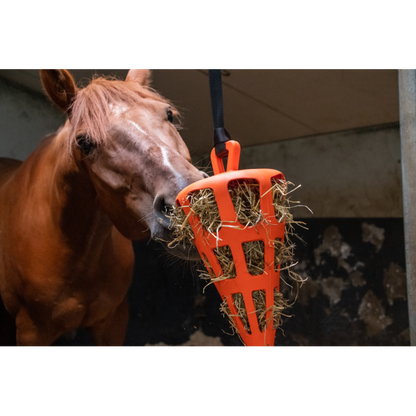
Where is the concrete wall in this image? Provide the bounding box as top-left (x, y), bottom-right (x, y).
top-left (194, 123), bottom-right (402, 218)
top-left (243, 124), bottom-right (403, 218)
top-left (0, 76), bottom-right (64, 161)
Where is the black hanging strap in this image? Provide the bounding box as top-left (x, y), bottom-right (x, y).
top-left (208, 70), bottom-right (231, 158)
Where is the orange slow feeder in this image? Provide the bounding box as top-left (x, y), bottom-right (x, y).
top-left (176, 140), bottom-right (287, 346)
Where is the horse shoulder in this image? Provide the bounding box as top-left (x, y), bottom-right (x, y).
top-left (76, 226), bottom-right (133, 329)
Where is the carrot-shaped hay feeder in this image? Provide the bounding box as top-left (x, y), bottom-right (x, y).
top-left (170, 71), bottom-right (306, 346)
top-left (176, 139), bottom-right (295, 346)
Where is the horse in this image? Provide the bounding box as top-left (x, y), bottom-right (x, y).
top-left (0, 69), bottom-right (207, 346)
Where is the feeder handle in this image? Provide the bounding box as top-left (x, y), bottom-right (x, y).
top-left (210, 140), bottom-right (241, 175)
top-left (209, 70), bottom-right (231, 158)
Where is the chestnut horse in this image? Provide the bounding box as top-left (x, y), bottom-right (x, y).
top-left (0, 69), bottom-right (206, 346)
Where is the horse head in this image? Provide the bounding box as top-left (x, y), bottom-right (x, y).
top-left (40, 69), bottom-right (207, 260)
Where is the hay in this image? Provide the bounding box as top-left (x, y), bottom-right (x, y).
top-left (213, 245), bottom-right (237, 278)
top-left (165, 206), bottom-right (195, 249)
top-left (188, 188), bottom-right (222, 233)
top-left (219, 288), bottom-right (290, 336)
top-left (198, 247), bottom-right (236, 291)
top-left (167, 177), bottom-right (307, 247)
top-left (229, 179), bottom-right (262, 226)
top-left (242, 240), bottom-right (265, 275)
top-left (166, 177), bottom-right (309, 338)
top-left (166, 187), bottom-right (223, 249)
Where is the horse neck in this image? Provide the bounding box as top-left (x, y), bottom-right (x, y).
top-left (24, 123), bottom-right (112, 251)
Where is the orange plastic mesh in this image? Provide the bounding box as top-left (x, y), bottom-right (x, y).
top-left (176, 141), bottom-right (286, 346)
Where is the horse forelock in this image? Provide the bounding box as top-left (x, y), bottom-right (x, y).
top-left (66, 76), bottom-right (181, 155)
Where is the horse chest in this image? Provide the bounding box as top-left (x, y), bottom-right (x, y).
top-left (51, 297), bottom-right (86, 328)
top-left (81, 292), bottom-right (120, 327)
top-left (46, 280), bottom-right (125, 331)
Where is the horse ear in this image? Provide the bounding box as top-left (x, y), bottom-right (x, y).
top-left (126, 69), bottom-right (151, 86)
top-left (40, 70), bottom-right (78, 114)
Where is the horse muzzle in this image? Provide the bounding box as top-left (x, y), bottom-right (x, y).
top-left (151, 193), bottom-right (200, 261)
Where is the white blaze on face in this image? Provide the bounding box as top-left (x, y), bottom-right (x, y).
top-left (160, 144), bottom-right (188, 190)
top-left (127, 120), bottom-right (148, 136)
top-left (127, 117), bottom-right (187, 191)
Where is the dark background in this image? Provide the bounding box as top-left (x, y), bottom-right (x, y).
top-left (59, 217), bottom-right (410, 346)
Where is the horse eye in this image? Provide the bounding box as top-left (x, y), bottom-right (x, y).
top-left (167, 110), bottom-right (173, 123)
top-left (76, 135), bottom-right (95, 155)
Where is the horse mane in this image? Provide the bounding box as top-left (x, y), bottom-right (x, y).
top-left (67, 76), bottom-right (180, 154)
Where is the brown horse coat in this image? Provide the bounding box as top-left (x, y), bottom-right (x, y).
top-left (0, 70), bottom-right (205, 345)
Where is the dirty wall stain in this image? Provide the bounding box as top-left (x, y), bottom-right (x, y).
top-left (276, 218), bottom-right (409, 346)
top-left (362, 222), bottom-right (385, 252)
top-left (383, 262), bottom-right (407, 306)
top-left (358, 290), bottom-right (393, 336)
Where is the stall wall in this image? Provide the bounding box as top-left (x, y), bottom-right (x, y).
top-left (193, 123), bottom-right (402, 218)
top-left (0, 76), bottom-right (408, 345)
top-left (0, 76), bottom-right (63, 161)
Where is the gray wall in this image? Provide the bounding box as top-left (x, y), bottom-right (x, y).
top-left (194, 123), bottom-right (402, 218)
top-left (0, 76), bottom-right (64, 161)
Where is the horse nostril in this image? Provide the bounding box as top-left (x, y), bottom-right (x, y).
top-left (202, 172), bottom-right (209, 179)
top-left (154, 194), bottom-right (173, 229)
